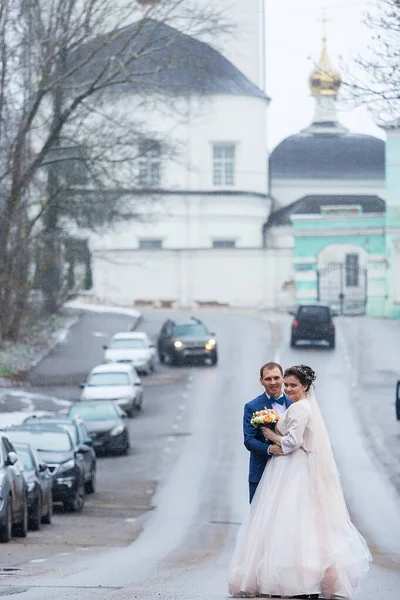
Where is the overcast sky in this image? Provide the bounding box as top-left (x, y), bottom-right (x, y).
top-left (266, 0), bottom-right (383, 150)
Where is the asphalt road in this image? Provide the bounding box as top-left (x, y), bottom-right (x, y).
top-left (0, 309), bottom-right (399, 599)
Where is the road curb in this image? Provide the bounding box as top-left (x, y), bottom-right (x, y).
top-left (0, 313), bottom-right (82, 388)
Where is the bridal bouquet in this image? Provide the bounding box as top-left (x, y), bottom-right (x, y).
top-left (250, 408), bottom-right (280, 431)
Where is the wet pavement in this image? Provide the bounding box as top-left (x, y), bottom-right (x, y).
top-left (0, 309), bottom-right (399, 599)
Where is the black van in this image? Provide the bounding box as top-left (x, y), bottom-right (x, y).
top-left (290, 303), bottom-right (335, 349)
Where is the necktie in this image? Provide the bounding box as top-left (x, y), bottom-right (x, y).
top-left (270, 396), bottom-right (285, 406)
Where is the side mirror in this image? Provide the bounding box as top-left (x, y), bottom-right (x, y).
top-left (84, 438), bottom-right (93, 447)
top-left (77, 444), bottom-right (90, 453)
top-left (39, 462), bottom-right (48, 473)
top-left (79, 383), bottom-right (85, 389)
top-left (149, 343), bottom-right (155, 348)
top-left (102, 345), bottom-right (108, 350)
top-left (121, 411), bottom-right (128, 419)
top-left (134, 381), bottom-right (142, 387)
top-left (288, 310), bottom-right (295, 316)
top-left (7, 451), bottom-right (18, 466)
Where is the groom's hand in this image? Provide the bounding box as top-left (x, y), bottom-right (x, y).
top-left (269, 445), bottom-right (284, 457)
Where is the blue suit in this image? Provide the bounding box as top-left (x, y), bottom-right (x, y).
top-left (243, 392), bottom-right (292, 502)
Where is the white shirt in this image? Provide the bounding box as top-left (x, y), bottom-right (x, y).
top-left (265, 392), bottom-right (288, 455)
top-left (265, 392), bottom-right (286, 416)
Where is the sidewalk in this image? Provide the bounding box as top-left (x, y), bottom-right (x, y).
top-left (338, 316), bottom-right (400, 492)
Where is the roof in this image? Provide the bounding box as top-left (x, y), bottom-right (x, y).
top-left (112, 332), bottom-right (149, 339)
top-left (267, 194), bottom-right (386, 226)
top-left (90, 363), bottom-right (134, 373)
top-left (69, 19), bottom-right (267, 99)
top-left (269, 131), bottom-right (385, 180)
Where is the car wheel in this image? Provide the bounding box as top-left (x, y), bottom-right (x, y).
top-left (329, 337), bottom-right (335, 349)
top-left (64, 481), bottom-right (85, 513)
top-left (0, 496), bottom-right (12, 543)
top-left (290, 335), bottom-right (297, 348)
top-left (13, 497), bottom-right (28, 538)
top-left (29, 497), bottom-right (42, 531)
top-left (126, 405), bottom-right (136, 418)
top-left (85, 469), bottom-right (96, 494)
top-left (41, 494), bottom-right (53, 525)
top-left (159, 352), bottom-right (165, 364)
top-left (210, 352), bottom-right (218, 366)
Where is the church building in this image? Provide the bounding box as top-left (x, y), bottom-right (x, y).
top-left (86, 2), bottom-right (397, 317)
top-left (267, 38), bottom-right (386, 316)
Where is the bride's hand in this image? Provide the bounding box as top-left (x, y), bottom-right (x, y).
top-left (261, 427), bottom-right (278, 442)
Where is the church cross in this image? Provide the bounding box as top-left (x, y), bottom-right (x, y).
top-left (318, 7), bottom-right (333, 41)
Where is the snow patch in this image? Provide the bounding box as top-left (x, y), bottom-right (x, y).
top-left (67, 300), bottom-right (142, 320)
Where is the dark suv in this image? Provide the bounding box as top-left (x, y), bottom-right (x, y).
top-left (22, 415), bottom-right (97, 494)
top-left (157, 317), bottom-right (218, 365)
top-left (6, 427), bottom-right (86, 513)
top-left (290, 303), bottom-right (335, 349)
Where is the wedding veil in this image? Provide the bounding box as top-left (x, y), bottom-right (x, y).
top-left (306, 392), bottom-right (371, 598)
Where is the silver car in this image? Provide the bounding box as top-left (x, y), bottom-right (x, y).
top-left (0, 433), bottom-right (28, 542)
top-left (103, 332), bottom-right (156, 375)
top-left (80, 363), bottom-right (144, 417)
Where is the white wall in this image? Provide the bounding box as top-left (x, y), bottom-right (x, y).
top-left (88, 92), bottom-right (270, 251)
top-left (271, 178), bottom-right (386, 208)
top-left (91, 247), bottom-right (295, 310)
top-left (92, 192), bottom-right (270, 250)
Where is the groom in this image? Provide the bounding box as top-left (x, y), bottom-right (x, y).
top-left (243, 362), bottom-right (292, 503)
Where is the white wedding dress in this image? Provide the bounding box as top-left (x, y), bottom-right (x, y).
top-left (227, 396), bottom-right (371, 599)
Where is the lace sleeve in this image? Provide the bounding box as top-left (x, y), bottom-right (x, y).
top-left (280, 403), bottom-right (310, 455)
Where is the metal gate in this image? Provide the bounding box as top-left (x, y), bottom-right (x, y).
top-left (317, 262), bottom-right (367, 315)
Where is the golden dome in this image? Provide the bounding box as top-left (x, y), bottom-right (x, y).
top-left (309, 38), bottom-right (341, 96)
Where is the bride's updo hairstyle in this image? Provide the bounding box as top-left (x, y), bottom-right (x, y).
top-left (284, 365), bottom-right (316, 392)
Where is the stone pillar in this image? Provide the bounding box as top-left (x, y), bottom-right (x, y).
top-left (383, 126), bottom-right (400, 317)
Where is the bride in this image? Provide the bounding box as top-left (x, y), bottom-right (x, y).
top-left (227, 364), bottom-right (371, 599)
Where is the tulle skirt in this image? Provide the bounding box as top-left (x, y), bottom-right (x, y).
top-left (227, 450), bottom-right (371, 598)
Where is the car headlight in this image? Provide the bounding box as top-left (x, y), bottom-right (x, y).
top-left (27, 481), bottom-right (36, 492)
top-left (58, 459), bottom-right (75, 474)
top-left (205, 339), bottom-right (216, 350)
top-left (174, 340), bottom-right (183, 349)
top-left (110, 425), bottom-right (124, 436)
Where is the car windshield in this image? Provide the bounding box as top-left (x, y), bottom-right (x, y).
top-left (69, 403), bottom-right (118, 421)
top-left (25, 420), bottom-right (78, 444)
top-left (297, 306), bottom-right (331, 322)
top-left (172, 324), bottom-right (208, 337)
top-left (13, 445), bottom-right (34, 470)
top-left (88, 372), bottom-right (130, 386)
top-left (7, 430), bottom-right (72, 452)
top-left (109, 338), bottom-right (147, 349)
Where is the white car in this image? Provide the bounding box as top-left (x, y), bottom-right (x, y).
top-left (80, 363), bottom-right (143, 417)
top-left (103, 332), bottom-right (156, 375)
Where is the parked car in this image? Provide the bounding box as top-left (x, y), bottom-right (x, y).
top-left (396, 381), bottom-right (400, 420)
top-left (22, 415), bottom-right (97, 494)
top-left (157, 317), bottom-right (218, 365)
top-left (290, 303), bottom-right (335, 349)
top-left (68, 401), bottom-right (130, 456)
top-left (103, 331), bottom-right (156, 375)
top-left (80, 363), bottom-right (143, 417)
top-left (0, 432), bottom-right (28, 542)
top-left (12, 442), bottom-right (53, 530)
top-left (5, 428), bottom-right (86, 513)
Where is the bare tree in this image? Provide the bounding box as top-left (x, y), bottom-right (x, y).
top-left (343, 0), bottom-right (400, 122)
top-left (0, 0), bottom-right (229, 339)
